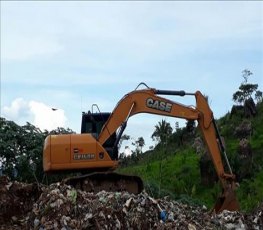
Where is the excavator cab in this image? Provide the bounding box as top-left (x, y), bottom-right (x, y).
top-left (81, 112), bottom-right (118, 160)
top-left (81, 111), bottom-right (110, 137)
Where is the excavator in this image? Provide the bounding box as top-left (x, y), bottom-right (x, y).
top-left (43, 83), bottom-right (239, 213)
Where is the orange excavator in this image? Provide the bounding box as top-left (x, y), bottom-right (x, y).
top-left (43, 83), bottom-right (239, 213)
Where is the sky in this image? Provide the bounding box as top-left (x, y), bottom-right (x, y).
top-left (1, 1), bottom-right (263, 152)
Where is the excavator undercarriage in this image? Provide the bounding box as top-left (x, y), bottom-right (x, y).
top-left (63, 172), bottom-right (143, 194)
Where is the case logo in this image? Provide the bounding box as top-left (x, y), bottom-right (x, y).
top-left (146, 98), bottom-right (172, 113)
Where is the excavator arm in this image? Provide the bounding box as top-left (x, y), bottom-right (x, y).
top-left (99, 88), bottom-right (225, 181)
top-left (98, 87), bottom-right (239, 212)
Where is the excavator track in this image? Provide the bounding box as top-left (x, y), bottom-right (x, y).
top-left (63, 172), bottom-right (144, 194)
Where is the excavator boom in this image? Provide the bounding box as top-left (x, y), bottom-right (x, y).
top-left (43, 84), bottom-right (239, 213)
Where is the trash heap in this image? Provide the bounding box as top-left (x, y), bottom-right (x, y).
top-left (0, 177), bottom-right (262, 230)
top-left (0, 176), bottom-right (41, 225)
top-left (29, 183), bottom-right (214, 230)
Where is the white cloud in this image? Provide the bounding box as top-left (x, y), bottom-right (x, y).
top-left (29, 101), bottom-right (67, 131)
top-left (2, 98), bottom-right (30, 120)
top-left (2, 98), bottom-right (67, 131)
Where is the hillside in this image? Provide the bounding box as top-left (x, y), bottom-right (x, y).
top-left (118, 101), bottom-right (263, 212)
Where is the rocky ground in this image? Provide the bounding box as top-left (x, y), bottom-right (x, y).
top-left (0, 176), bottom-right (262, 230)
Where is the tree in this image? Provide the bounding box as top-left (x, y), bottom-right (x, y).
top-left (134, 137), bottom-right (145, 153)
top-left (233, 91), bottom-right (245, 105)
top-left (186, 120), bottom-right (196, 134)
top-left (151, 119), bottom-right (173, 144)
top-left (239, 84), bottom-right (258, 101)
top-left (118, 134), bottom-right (130, 148)
top-left (255, 90), bottom-right (263, 103)
top-left (49, 127), bottom-right (75, 135)
top-left (232, 70), bottom-right (261, 105)
top-left (0, 118), bottom-right (23, 179)
top-left (242, 69), bottom-right (253, 84)
top-left (0, 118), bottom-right (45, 182)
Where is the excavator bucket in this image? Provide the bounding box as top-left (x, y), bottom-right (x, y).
top-left (213, 187), bottom-right (240, 213)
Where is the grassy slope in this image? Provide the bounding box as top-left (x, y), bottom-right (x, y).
top-left (119, 101), bottom-right (263, 212)
top-left (120, 150), bottom-right (218, 208)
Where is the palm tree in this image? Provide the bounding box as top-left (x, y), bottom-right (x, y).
top-left (151, 119), bottom-right (173, 144)
top-left (136, 137), bottom-right (145, 153)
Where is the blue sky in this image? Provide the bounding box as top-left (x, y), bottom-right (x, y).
top-left (1, 1), bottom-right (263, 151)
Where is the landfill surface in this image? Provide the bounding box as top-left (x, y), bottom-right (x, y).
top-left (0, 176), bottom-right (262, 230)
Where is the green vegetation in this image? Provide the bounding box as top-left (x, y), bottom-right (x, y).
top-left (119, 148), bottom-right (218, 208)
top-left (237, 170), bottom-right (263, 211)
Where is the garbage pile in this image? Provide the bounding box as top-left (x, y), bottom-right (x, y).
top-left (0, 176), bottom-right (262, 230)
top-left (28, 183), bottom-right (213, 230)
top-left (0, 176), bottom-right (41, 226)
